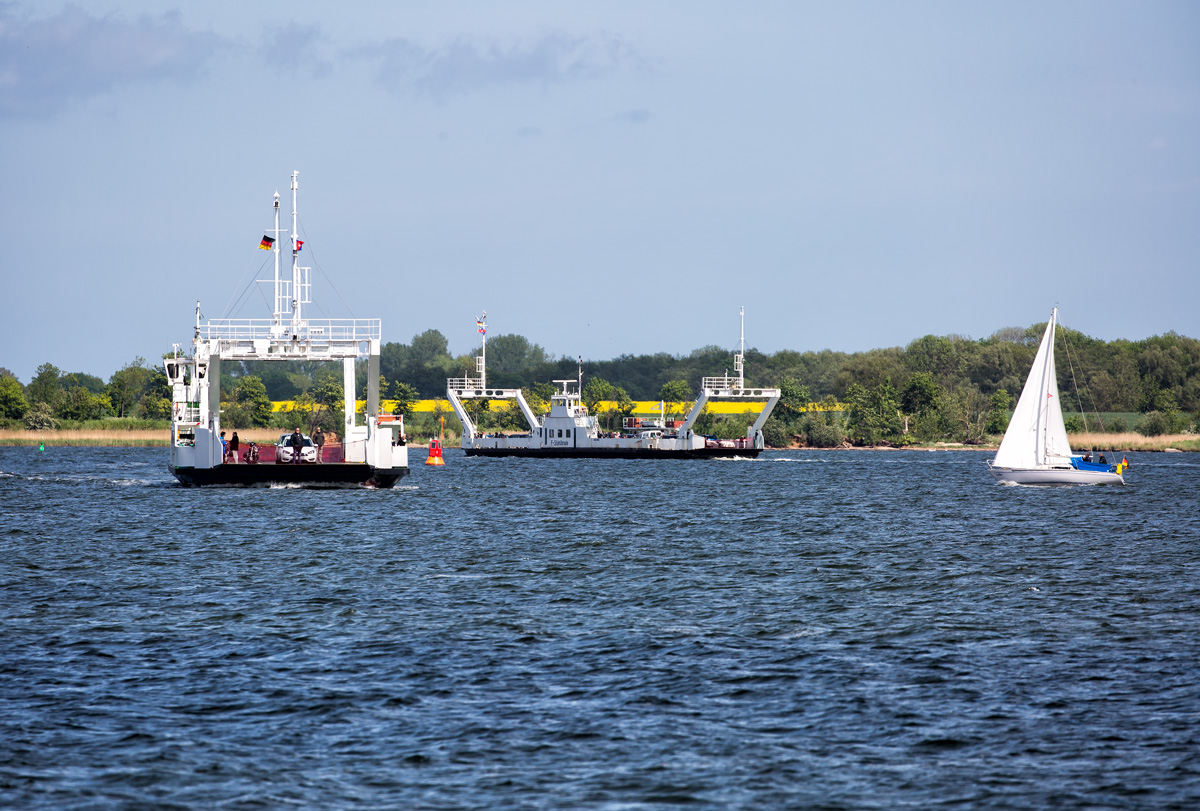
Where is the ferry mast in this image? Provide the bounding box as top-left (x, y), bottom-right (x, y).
top-left (289, 171), bottom-right (303, 336)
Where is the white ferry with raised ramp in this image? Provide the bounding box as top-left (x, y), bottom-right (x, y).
top-left (448, 310), bottom-right (779, 459)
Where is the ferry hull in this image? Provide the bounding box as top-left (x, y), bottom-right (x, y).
top-left (988, 465), bottom-right (1124, 486)
top-left (169, 463), bottom-right (409, 488)
top-left (464, 446), bottom-right (761, 460)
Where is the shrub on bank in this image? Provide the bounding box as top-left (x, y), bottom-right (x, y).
top-left (1137, 411), bottom-right (1171, 437)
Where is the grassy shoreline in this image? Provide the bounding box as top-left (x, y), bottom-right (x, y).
top-left (2, 429), bottom-right (1196, 452)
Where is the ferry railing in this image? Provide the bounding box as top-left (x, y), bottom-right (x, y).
top-left (201, 318), bottom-right (381, 343)
top-left (700, 376), bottom-right (776, 397)
top-left (447, 377), bottom-right (485, 392)
top-left (702, 375), bottom-right (740, 391)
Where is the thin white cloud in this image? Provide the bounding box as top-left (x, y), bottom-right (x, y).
top-left (361, 31), bottom-right (642, 99)
top-left (261, 22), bottom-right (332, 79)
top-left (0, 4), bottom-right (221, 119)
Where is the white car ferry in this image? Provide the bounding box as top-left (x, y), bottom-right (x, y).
top-left (447, 311), bottom-right (780, 459)
top-left (165, 172), bottom-right (408, 487)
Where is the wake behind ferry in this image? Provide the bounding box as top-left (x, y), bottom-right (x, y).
top-left (448, 310), bottom-right (780, 459)
top-left (165, 172), bottom-right (408, 487)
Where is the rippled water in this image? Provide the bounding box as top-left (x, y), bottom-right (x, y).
top-left (2, 447), bottom-right (1198, 809)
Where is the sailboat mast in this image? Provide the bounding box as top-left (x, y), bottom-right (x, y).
top-left (1035, 307), bottom-right (1058, 465)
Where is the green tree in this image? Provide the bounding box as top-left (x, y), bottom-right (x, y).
top-left (379, 330), bottom-right (455, 397)
top-left (310, 378), bottom-right (345, 434)
top-left (495, 401), bottom-right (529, 431)
top-left (833, 349), bottom-right (906, 396)
top-left (136, 368), bottom-right (172, 420)
top-left (761, 378), bottom-right (814, 447)
top-left (27, 363), bottom-right (62, 410)
top-left (693, 404), bottom-right (718, 435)
top-left (843, 379), bottom-right (903, 445)
top-left (462, 396), bottom-right (490, 430)
top-left (487, 334), bottom-right (549, 379)
top-left (237, 376), bottom-right (272, 427)
top-left (582, 377), bottom-right (615, 414)
top-left (901, 372), bottom-right (941, 416)
top-left (658, 379), bottom-right (692, 421)
top-left (0, 374), bottom-right (29, 420)
top-left (985, 389), bottom-right (1011, 435)
top-left (56, 386), bottom-right (112, 421)
top-left (776, 377), bottom-right (812, 417)
top-left (391, 381), bottom-right (420, 417)
top-left (140, 394), bottom-right (172, 421)
top-left (607, 386), bottom-right (635, 432)
top-left (904, 335), bottom-right (958, 381)
top-left (60, 371), bottom-right (106, 394)
top-left (582, 378), bottom-right (632, 432)
top-left (107, 358), bottom-right (151, 418)
top-left (951, 388), bottom-right (990, 444)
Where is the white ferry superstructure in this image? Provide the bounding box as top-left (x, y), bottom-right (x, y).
top-left (447, 310), bottom-right (780, 459)
top-left (164, 172), bottom-right (408, 487)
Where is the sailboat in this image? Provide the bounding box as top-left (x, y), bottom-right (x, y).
top-left (988, 307), bottom-right (1127, 485)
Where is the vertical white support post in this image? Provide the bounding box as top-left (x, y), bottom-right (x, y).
top-left (208, 353), bottom-right (222, 465)
top-left (368, 341), bottom-right (380, 419)
top-left (343, 357), bottom-right (356, 434)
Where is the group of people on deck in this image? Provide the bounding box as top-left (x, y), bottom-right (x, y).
top-left (285, 426), bottom-right (327, 463)
top-left (1082, 451), bottom-right (1108, 464)
top-left (219, 426), bottom-right (327, 464)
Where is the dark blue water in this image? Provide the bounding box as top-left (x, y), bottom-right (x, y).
top-left (2, 447), bottom-right (1198, 809)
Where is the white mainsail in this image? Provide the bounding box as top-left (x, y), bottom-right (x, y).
top-left (993, 308), bottom-right (1074, 470)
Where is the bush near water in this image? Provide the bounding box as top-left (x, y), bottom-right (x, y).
top-left (3, 322), bottom-right (1199, 448)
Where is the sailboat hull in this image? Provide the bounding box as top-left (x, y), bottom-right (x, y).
top-left (988, 464), bottom-right (1124, 486)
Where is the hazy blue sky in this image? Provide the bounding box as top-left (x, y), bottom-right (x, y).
top-left (2, 1), bottom-right (1197, 383)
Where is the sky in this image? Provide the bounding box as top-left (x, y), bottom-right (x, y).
top-left (1, 0), bottom-right (1197, 384)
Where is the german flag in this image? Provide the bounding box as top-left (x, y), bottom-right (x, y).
top-left (259, 235), bottom-right (275, 250)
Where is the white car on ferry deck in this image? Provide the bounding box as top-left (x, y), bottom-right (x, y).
top-left (277, 432), bottom-right (318, 463)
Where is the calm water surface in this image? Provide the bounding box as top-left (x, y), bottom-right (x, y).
top-left (1, 447), bottom-right (1198, 809)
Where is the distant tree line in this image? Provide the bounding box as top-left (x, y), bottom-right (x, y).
top-left (4, 321), bottom-right (1198, 443)
top-left (0, 359), bottom-right (171, 431)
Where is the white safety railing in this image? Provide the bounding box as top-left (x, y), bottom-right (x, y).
top-left (447, 377), bottom-right (488, 393)
top-left (201, 318), bottom-right (381, 343)
top-left (702, 375), bottom-right (741, 391)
